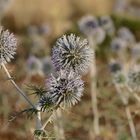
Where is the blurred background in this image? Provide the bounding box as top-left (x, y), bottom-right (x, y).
top-left (0, 0), bottom-right (140, 139)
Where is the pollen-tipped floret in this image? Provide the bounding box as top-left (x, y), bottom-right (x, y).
top-left (42, 71), bottom-right (84, 109)
top-left (52, 34), bottom-right (93, 75)
top-left (0, 27), bottom-right (17, 64)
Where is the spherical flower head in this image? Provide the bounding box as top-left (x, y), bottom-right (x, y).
top-left (41, 56), bottom-right (54, 76)
top-left (118, 27), bottom-right (135, 43)
top-left (110, 37), bottom-right (127, 52)
top-left (127, 67), bottom-right (140, 92)
top-left (26, 55), bottom-right (43, 76)
top-left (99, 16), bottom-right (115, 36)
top-left (109, 61), bottom-right (122, 73)
top-left (78, 15), bottom-right (99, 36)
top-left (52, 34), bottom-right (94, 75)
top-left (0, 27), bottom-right (17, 64)
top-left (45, 70), bottom-right (84, 108)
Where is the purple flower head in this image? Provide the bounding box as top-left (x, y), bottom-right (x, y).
top-left (52, 34), bottom-right (94, 75)
top-left (45, 70), bottom-right (84, 108)
top-left (0, 27), bottom-right (17, 64)
top-left (99, 16), bottom-right (115, 36)
top-left (78, 15), bottom-right (99, 36)
top-left (118, 27), bottom-right (135, 43)
top-left (26, 55), bottom-right (43, 76)
top-left (110, 37), bottom-right (127, 52)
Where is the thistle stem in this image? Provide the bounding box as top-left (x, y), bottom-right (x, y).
top-left (124, 84), bottom-right (140, 104)
top-left (88, 36), bottom-right (100, 135)
top-left (1, 63), bottom-right (35, 108)
top-left (115, 83), bottom-right (137, 140)
top-left (53, 109), bottom-right (65, 140)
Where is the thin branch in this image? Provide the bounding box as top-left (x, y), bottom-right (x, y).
top-left (2, 63), bottom-right (35, 108)
top-left (114, 83), bottom-right (137, 140)
top-left (124, 84), bottom-right (140, 104)
top-left (88, 36), bottom-right (100, 135)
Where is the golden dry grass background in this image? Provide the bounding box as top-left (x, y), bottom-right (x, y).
top-left (1, 0), bottom-right (140, 140)
top-left (5, 0), bottom-right (114, 36)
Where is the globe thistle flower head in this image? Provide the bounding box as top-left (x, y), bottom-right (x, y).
top-left (39, 95), bottom-right (55, 112)
top-left (38, 24), bottom-right (50, 36)
top-left (78, 15), bottom-right (99, 36)
top-left (99, 16), bottom-right (115, 36)
top-left (41, 56), bottom-right (54, 76)
top-left (45, 70), bottom-right (84, 108)
top-left (0, 27), bottom-right (17, 64)
top-left (110, 37), bottom-right (127, 52)
top-left (52, 34), bottom-right (94, 75)
top-left (109, 61), bottom-right (122, 73)
top-left (127, 67), bottom-right (140, 92)
top-left (26, 55), bottom-right (43, 76)
top-left (118, 27), bottom-right (135, 43)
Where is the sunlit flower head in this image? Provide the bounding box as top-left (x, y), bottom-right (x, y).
top-left (52, 34), bottom-right (94, 75)
top-left (45, 71), bottom-right (84, 108)
top-left (0, 27), bottom-right (17, 64)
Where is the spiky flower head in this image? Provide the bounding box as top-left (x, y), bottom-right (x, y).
top-left (0, 27), bottom-right (17, 64)
top-left (40, 71), bottom-right (84, 110)
top-left (99, 16), bottom-right (115, 36)
top-left (26, 55), bottom-right (43, 76)
top-left (52, 34), bottom-right (93, 75)
top-left (78, 15), bottom-right (99, 36)
top-left (110, 37), bottom-right (127, 52)
top-left (109, 61), bottom-right (122, 73)
top-left (118, 27), bottom-right (135, 43)
top-left (78, 16), bottom-right (105, 44)
top-left (41, 56), bottom-right (54, 76)
top-left (127, 67), bottom-right (140, 92)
